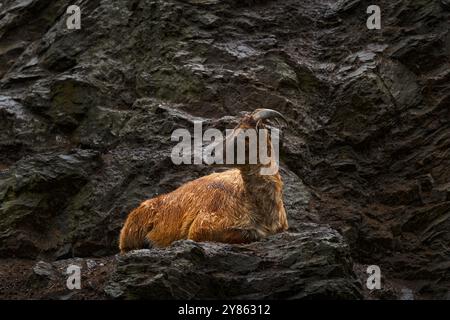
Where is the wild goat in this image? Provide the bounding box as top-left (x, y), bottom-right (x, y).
top-left (119, 109), bottom-right (288, 252)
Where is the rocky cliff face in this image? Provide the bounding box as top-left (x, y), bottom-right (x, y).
top-left (0, 0), bottom-right (448, 299)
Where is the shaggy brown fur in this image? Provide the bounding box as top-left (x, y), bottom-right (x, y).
top-left (119, 109), bottom-right (288, 252)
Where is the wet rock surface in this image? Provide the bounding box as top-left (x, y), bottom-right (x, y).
top-left (0, 0), bottom-right (449, 299)
top-left (0, 256), bottom-right (115, 299)
top-left (105, 226), bottom-right (361, 299)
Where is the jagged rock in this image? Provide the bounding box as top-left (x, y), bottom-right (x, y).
top-left (442, 0), bottom-right (450, 10)
top-left (0, 0), bottom-right (449, 299)
top-left (0, 149), bottom-right (102, 258)
top-left (105, 226), bottom-right (362, 299)
top-left (32, 261), bottom-right (58, 281)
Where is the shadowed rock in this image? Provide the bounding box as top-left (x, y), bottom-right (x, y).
top-left (105, 225), bottom-right (362, 299)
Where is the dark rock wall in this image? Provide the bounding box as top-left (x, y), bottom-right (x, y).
top-left (0, 0), bottom-right (449, 298)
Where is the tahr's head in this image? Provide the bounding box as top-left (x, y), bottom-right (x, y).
top-left (211, 108), bottom-right (287, 175)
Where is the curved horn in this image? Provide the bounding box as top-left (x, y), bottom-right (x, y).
top-left (252, 108), bottom-right (288, 125)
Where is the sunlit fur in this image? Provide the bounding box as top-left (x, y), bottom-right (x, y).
top-left (119, 112), bottom-right (288, 253)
